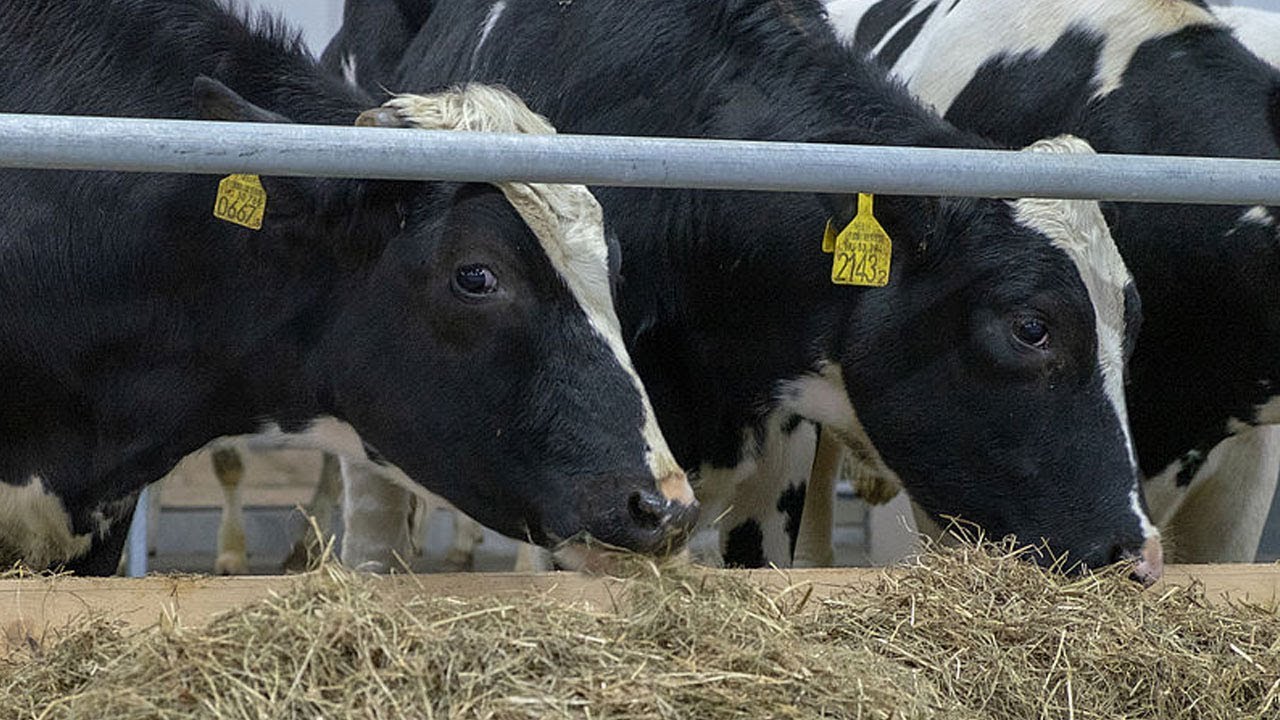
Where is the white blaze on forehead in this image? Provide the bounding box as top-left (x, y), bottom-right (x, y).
top-left (891, 0), bottom-right (1220, 114)
top-left (0, 477), bottom-right (93, 569)
top-left (1012, 136), bottom-right (1157, 541)
top-left (1012, 138), bottom-right (1132, 437)
top-left (377, 87), bottom-right (684, 486)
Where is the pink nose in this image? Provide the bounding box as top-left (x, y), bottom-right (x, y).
top-left (1130, 536), bottom-right (1165, 587)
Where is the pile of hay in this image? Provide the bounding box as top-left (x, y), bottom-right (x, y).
top-left (3, 544), bottom-right (1278, 719)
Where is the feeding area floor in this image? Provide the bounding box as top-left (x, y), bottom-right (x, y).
top-left (3, 545), bottom-right (1280, 719)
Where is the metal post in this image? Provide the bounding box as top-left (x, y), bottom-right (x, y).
top-left (0, 114), bottom-right (1275, 205)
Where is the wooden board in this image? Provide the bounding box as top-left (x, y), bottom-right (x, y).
top-left (4, 564), bottom-right (1278, 649)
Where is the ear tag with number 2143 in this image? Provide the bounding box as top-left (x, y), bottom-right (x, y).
top-left (823, 193), bottom-right (891, 287)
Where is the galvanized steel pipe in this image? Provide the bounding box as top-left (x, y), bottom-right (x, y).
top-left (0, 113), bottom-right (1277, 205)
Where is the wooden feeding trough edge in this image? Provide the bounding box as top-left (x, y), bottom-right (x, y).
top-left (2, 565), bottom-right (1278, 640)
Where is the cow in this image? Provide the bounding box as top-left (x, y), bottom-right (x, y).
top-left (326, 0), bottom-right (1164, 581)
top-left (827, 0), bottom-right (1280, 563)
top-left (0, 0), bottom-right (699, 575)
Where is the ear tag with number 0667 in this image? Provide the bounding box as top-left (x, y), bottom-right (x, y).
top-left (213, 174), bottom-right (267, 230)
top-left (825, 193), bottom-right (891, 287)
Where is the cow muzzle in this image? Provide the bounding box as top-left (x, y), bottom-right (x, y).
top-left (1127, 536), bottom-right (1165, 587)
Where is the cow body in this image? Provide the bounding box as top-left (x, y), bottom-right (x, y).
top-left (0, 0), bottom-right (697, 573)
top-left (831, 0), bottom-right (1280, 562)
top-left (332, 0), bottom-right (1162, 577)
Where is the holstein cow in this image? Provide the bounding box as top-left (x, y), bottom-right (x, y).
top-left (331, 0), bottom-right (1164, 580)
top-left (828, 0), bottom-right (1280, 563)
top-left (0, 0), bottom-right (698, 574)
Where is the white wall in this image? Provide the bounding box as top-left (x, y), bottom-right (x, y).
top-left (1223, 0), bottom-right (1280, 10)
top-left (240, 0), bottom-right (344, 54)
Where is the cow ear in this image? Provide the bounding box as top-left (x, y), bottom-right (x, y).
top-left (193, 76), bottom-right (413, 253)
top-left (193, 76), bottom-right (291, 124)
top-left (816, 194), bottom-right (859, 229)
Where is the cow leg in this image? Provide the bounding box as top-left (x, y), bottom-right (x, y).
top-left (514, 543), bottom-right (554, 572)
top-left (793, 426), bottom-right (841, 567)
top-left (212, 445), bottom-right (250, 575)
top-left (1153, 426), bottom-right (1280, 563)
top-left (65, 495), bottom-right (139, 577)
top-left (281, 451), bottom-right (343, 572)
top-left (719, 416), bottom-right (818, 568)
top-left (339, 458), bottom-right (415, 573)
top-left (444, 510), bottom-right (484, 569)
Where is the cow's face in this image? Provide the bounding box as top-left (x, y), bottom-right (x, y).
top-left (194, 79), bottom-right (697, 564)
top-left (826, 137), bottom-right (1160, 580)
top-left (324, 183), bottom-right (697, 559)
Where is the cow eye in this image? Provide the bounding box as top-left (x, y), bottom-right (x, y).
top-left (453, 264), bottom-right (499, 296)
top-left (1012, 317), bottom-right (1050, 349)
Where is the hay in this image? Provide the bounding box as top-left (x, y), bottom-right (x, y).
top-left (3, 544), bottom-right (1278, 719)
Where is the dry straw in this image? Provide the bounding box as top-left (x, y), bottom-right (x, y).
top-left (3, 541), bottom-right (1278, 719)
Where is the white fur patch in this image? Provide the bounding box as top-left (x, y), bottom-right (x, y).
top-left (872, 0), bottom-right (1220, 114)
top-left (1012, 136), bottom-right (1157, 540)
top-left (1239, 206), bottom-right (1276, 228)
top-left (0, 477), bottom-right (93, 569)
top-left (340, 52), bottom-right (359, 89)
top-left (1144, 426), bottom-right (1280, 562)
top-left (379, 86), bottom-right (685, 490)
top-left (777, 363), bottom-right (903, 490)
top-left (471, 1), bottom-right (507, 71)
top-left (1256, 396), bottom-right (1280, 425)
top-left (1012, 137), bottom-right (1136, 463)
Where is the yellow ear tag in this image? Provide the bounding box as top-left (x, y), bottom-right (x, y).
top-left (828, 193), bottom-right (891, 287)
top-left (213, 174), bottom-right (267, 230)
top-left (822, 218), bottom-right (837, 253)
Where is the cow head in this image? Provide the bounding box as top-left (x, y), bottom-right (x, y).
top-left (807, 136), bottom-right (1160, 581)
top-left (193, 79), bottom-right (697, 563)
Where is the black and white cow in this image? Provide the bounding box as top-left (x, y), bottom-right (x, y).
top-left (321, 0), bottom-right (430, 98)
top-left (829, 0), bottom-right (1280, 563)
top-left (0, 0), bottom-right (699, 574)
top-left (331, 0), bottom-right (1164, 580)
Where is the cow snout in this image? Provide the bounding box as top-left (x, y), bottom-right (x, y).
top-left (1124, 536), bottom-right (1165, 587)
top-left (619, 488), bottom-right (700, 555)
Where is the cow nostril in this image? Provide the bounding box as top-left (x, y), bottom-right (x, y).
top-left (628, 490), bottom-right (667, 529)
top-left (1112, 537), bottom-right (1164, 587)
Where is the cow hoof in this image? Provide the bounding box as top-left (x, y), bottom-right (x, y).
top-left (214, 552), bottom-right (249, 575)
top-left (854, 471), bottom-right (902, 506)
top-left (352, 560), bottom-right (391, 574)
top-left (442, 548), bottom-right (475, 570)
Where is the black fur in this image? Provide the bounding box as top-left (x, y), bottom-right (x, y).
top-left (0, 0), bottom-right (684, 572)
top-left (851, 0), bottom-right (917, 54)
top-left (777, 481), bottom-right (806, 561)
top-left (338, 0), bottom-right (1154, 569)
top-left (724, 519), bottom-right (766, 568)
top-left (877, 1), bottom-right (935, 69)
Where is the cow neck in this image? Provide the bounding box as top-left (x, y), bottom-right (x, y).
top-left (0, 172), bottom-right (364, 526)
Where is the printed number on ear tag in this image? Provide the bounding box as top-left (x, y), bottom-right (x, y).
top-left (213, 174), bottom-right (267, 230)
top-left (828, 194), bottom-right (891, 287)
